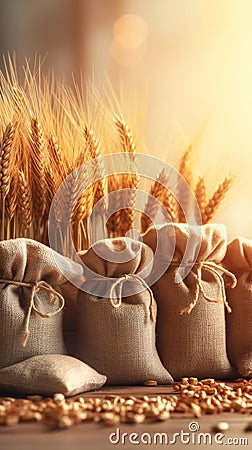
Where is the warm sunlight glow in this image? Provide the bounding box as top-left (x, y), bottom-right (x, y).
top-left (113, 14), bottom-right (148, 49)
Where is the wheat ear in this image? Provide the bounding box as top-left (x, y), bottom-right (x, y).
top-left (6, 170), bottom-right (18, 239)
top-left (0, 122), bottom-right (15, 239)
top-left (72, 189), bottom-right (93, 250)
top-left (202, 177), bottom-right (233, 224)
top-left (48, 135), bottom-right (63, 166)
top-left (120, 174), bottom-right (138, 236)
top-left (17, 170), bottom-right (33, 237)
top-left (141, 169), bottom-right (168, 233)
top-left (84, 126), bottom-right (106, 215)
top-left (6, 172), bottom-right (18, 221)
top-left (46, 137), bottom-right (65, 229)
top-left (44, 166), bottom-right (56, 213)
top-left (114, 115), bottom-right (136, 153)
top-left (0, 122), bottom-right (14, 198)
top-left (114, 116), bottom-right (140, 233)
top-left (71, 152), bottom-right (92, 225)
top-left (30, 117), bottom-right (46, 221)
top-left (72, 191), bottom-right (90, 225)
top-left (195, 176), bottom-right (207, 214)
top-left (179, 147), bottom-right (193, 183)
top-left (106, 175), bottom-right (122, 237)
top-left (162, 190), bottom-right (178, 223)
top-left (61, 165), bottom-right (87, 226)
top-left (178, 146), bottom-right (193, 222)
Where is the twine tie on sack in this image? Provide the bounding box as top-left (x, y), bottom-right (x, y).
top-left (0, 279), bottom-right (65, 347)
top-left (109, 274), bottom-right (155, 322)
top-left (175, 261), bottom-right (237, 315)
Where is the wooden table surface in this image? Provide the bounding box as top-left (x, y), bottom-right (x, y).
top-left (0, 386), bottom-right (251, 450)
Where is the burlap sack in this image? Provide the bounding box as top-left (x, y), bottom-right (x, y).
top-left (59, 282), bottom-right (79, 355)
top-left (0, 238), bottom-right (83, 370)
top-left (0, 354), bottom-right (107, 396)
top-left (223, 237), bottom-right (252, 377)
top-left (76, 237), bottom-right (173, 385)
top-left (143, 223), bottom-right (237, 380)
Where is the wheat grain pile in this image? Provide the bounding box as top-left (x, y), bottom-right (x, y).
top-left (0, 57), bottom-right (233, 251)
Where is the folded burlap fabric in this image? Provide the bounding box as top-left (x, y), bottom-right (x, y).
top-left (76, 237), bottom-right (173, 385)
top-left (143, 223), bottom-right (237, 380)
top-left (223, 237), bottom-right (252, 377)
top-left (0, 354), bottom-right (107, 396)
top-left (0, 238), bottom-right (83, 369)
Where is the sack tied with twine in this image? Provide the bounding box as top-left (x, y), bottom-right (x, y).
top-left (0, 238), bottom-right (83, 370)
top-left (143, 223), bottom-right (238, 380)
top-left (76, 237), bottom-right (173, 385)
top-left (223, 237), bottom-right (252, 377)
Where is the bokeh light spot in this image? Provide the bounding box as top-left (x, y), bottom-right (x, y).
top-left (113, 14), bottom-right (148, 49)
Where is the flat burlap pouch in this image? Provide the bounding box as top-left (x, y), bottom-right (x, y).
top-left (76, 237), bottom-right (173, 385)
top-left (223, 237), bottom-right (252, 377)
top-left (0, 238), bottom-right (83, 370)
top-left (0, 354), bottom-right (107, 396)
top-left (143, 223), bottom-right (237, 380)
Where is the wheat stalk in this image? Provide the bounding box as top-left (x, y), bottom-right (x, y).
top-left (46, 136), bottom-right (67, 236)
top-left (72, 193), bottom-right (88, 225)
top-left (120, 176), bottom-right (136, 236)
top-left (178, 146), bottom-right (193, 222)
top-left (0, 121), bottom-right (14, 198)
top-left (60, 165), bottom-right (88, 227)
top-left (202, 177), bottom-right (233, 224)
top-left (44, 166), bottom-right (56, 214)
top-left (71, 150), bottom-right (90, 223)
top-left (84, 127), bottom-right (106, 215)
top-left (114, 115), bottom-right (136, 154)
top-left (179, 147), bottom-right (193, 183)
top-left (72, 186), bottom-right (94, 250)
top-left (12, 86), bottom-right (28, 121)
top-left (0, 57), bottom-right (237, 247)
top-left (114, 116), bottom-right (140, 234)
top-left (141, 169), bottom-right (168, 233)
top-left (84, 126), bottom-right (99, 158)
top-left (29, 117), bottom-right (46, 223)
top-left (0, 121), bottom-right (15, 239)
top-left (162, 189), bottom-right (178, 223)
top-left (195, 176), bottom-right (207, 214)
top-left (106, 175), bottom-right (122, 237)
top-left (5, 170), bottom-right (18, 239)
top-left (17, 170), bottom-right (33, 236)
top-left (59, 154), bottom-right (92, 252)
top-left (6, 172), bottom-right (18, 221)
top-left (48, 135), bottom-right (64, 168)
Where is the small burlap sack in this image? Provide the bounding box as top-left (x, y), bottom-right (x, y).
top-left (0, 238), bottom-right (83, 370)
top-left (223, 237), bottom-right (252, 377)
top-left (143, 223), bottom-right (237, 380)
top-left (0, 354), bottom-right (107, 396)
top-left (76, 237), bottom-right (173, 385)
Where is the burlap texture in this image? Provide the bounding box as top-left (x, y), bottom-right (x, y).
top-left (76, 237), bottom-right (173, 385)
top-left (60, 258), bottom-right (87, 354)
top-left (0, 354), bottom-right (107, 396)
top-left (143, 223), bottom-right (237, 380)
top-left (0, 238), bottom-right (83, 370)
top-left (60, 281), bottom-right (79, 354)
top-left (223, 237), bottom-right (252, 377)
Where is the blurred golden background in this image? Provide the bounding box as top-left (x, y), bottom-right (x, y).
top-left (0, 0), bottom-right (251, 239)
